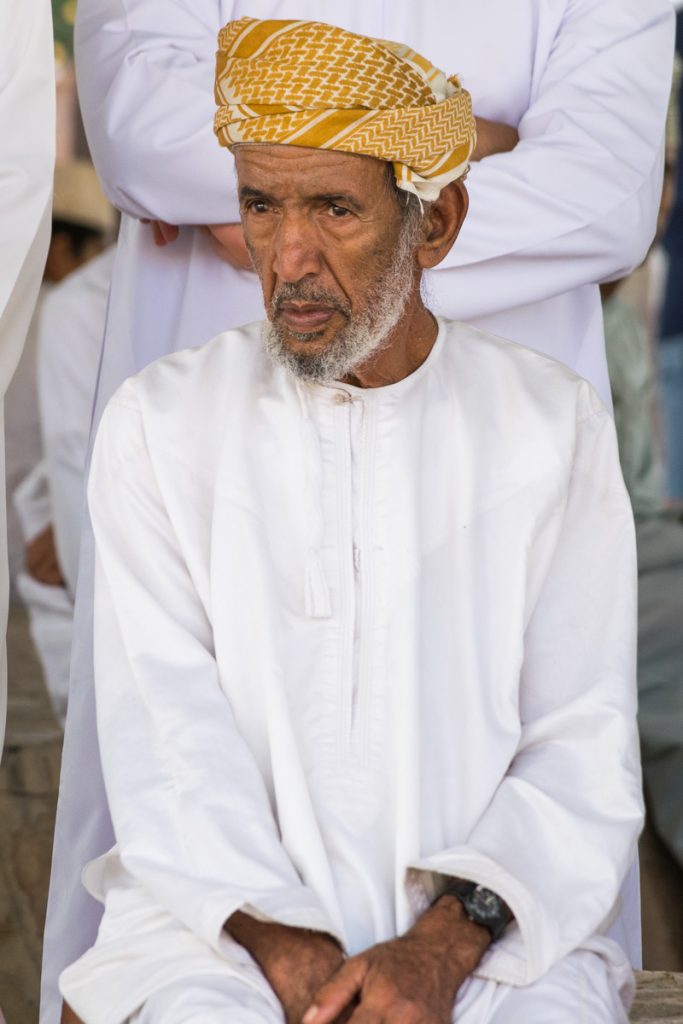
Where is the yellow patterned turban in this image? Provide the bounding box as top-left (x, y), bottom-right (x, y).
top-left (214, 18), bottom-right (476, 202)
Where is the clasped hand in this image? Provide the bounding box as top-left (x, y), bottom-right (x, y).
top-left (304, 935), bottom-right (465, 1024)
top-left (306, 898), bottom-right (489, 1024)
top-left (229, 896), bottom-right (490, 1024)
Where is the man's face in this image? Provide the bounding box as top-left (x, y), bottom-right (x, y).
top-left (235, 145), bottom-right (420, 382)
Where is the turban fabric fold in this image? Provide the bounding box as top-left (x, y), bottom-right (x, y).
top-left (214, 18), bottom-right (476, 201)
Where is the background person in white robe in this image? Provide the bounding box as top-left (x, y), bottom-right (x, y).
top-left (42, 1), bottom-right (674, 1019)
top-left (59, 21), bottom-right (643, 1023)
top-left (6, 161), bottom-right (115, 594)
top-left (14, 245), bottom-right (115, 727)
top-left (0, 0), bottom-right (55, 754)
top-left (8, 163), bottom-right (114, 728)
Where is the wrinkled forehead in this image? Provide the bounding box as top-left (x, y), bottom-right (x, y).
top-left (234, 143), bottom-right (393, 198)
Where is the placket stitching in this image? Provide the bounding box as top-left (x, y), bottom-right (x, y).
top-left (333, 390), bottom-right (355, 755)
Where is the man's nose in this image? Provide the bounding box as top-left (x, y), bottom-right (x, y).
top-left (272, 213), bottom-right (323, 282)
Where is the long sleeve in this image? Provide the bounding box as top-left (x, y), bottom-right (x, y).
top-left (0, 4), bottom-right (54, 378)
top-left (88, 388), bottom-right (337, 952)
top-left (435, 0), bottom-right (674, 320)
top-left (74, 0), bottom-right (239, 224)
top-left (407, 399), bottom-right (643, 986)
top-left (0, 1), bottom-right (55, 750)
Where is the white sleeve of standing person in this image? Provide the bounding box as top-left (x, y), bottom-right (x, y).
top-left (74, 0), bottom-right (239, 225)
top-left (0, 2), bottom-right (55, 751)
top-left (87, 384), bottom-right (339, 953)
top-left (408, 390), bottom-right (643, 987)
top-left (437, 0), bottom-right (675, 320)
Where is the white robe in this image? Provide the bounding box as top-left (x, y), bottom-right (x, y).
top-left (13, 248), bottom-right (114, 724)
top-left (5, 286), bottom-right (49, 589)
top-left (0, 0), bottom-right (55, 750)
top-left (37, 247), bottom-right (115, 598)
top-left (43, 2), bottom-right (673, 1017)
top-left (59, 319), bottom-right (642, 1024)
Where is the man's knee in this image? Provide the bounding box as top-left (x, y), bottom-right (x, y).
top-left (129, 975), bottom-right (282, 1024)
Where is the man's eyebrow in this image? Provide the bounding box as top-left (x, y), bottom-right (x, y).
top-left (316, 192), bottom-right (363, 210)
top-left (238, 185), bottom-right (274, 202)
top-left (238, 186), bottom-right (364, 210)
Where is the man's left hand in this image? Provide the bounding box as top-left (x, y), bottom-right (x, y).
top-left (205, 223), bottom-right (254, 271)
top-left (303, 896), bottom-right (491, 1024)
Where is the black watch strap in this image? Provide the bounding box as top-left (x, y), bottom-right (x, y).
top-left (436, 879), bottom-right (512, 942)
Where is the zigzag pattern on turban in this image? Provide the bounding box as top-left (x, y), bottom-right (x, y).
top-left (214, 18), bottom-right (476, 201)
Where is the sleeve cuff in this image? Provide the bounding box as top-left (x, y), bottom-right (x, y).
top-left (405, 847), bottom-right (557, 985)
top-left (207, 885), bottom-right (344, 959)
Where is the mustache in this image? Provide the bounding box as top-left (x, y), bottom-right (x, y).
top-left (270, 282), bottom-right (351, 318)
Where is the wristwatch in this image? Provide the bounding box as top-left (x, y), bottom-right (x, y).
top-left (436, 879), bottom-right (512, 942)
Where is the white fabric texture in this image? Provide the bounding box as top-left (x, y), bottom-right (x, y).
top-left (59, 320), bottom-right (642, 1024)
top-left (119, 950), bottom-right (631, 1024)
top-left (37, 247), bottom-right (114, 597)
top-left (5, 286), bottom-right (49, 589)
top-left (0, 0), bottom-right (55, 751)
top-left (13, 459), bottom-right (72, 725)
top-left (43, 2), bottom-right (673, 1018)
top-left (11, 250), bottom-right (113, 725)
top-left (15, 568), bottom-right (73, 727)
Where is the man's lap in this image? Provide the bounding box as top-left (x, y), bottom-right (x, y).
top-left (61, 864), bottom-right (627, 1024)
top-left (480, 951), bottom-right (628, 1024)
top-left (130, 974), bottom-right (283, 1024)
top-left (128, 951), bottom-right (626, 1024)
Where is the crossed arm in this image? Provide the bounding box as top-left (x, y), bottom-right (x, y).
top-left (142, 117), bottom-right (520, 268)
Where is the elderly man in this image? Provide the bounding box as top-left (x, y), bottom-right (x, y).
top-left (60, 20), bottom-right (641, 1024)
top-left (43, 5), bottom-right (671, 1015)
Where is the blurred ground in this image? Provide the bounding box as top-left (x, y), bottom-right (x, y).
top-left (0, 608), bottom-right (61, 1023)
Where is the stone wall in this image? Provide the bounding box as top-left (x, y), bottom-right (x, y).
top-left (632, 972), bottom-right (683, 1022)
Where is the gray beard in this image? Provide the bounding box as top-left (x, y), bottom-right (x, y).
top-left (262, 214), bottom-right (420, 384)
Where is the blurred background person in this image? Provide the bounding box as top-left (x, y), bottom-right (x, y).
top-left (10, 162), bottom-right (115, 728)
top-left (0, 1), bottom-right (55, 1017)
top-left (0, 0), bottom-right (56, 752)
top-left (659, 4), bottom-right (683, 500)
top-left (600, 59), bottom-right (683, 965)
top-left (5, 161), bottom-right (115, 592)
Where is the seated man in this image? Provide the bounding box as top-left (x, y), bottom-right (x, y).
top-left (60, 19), bottom-right (642, 1024)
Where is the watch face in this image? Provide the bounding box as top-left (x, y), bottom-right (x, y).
top-left (474, 889), bottom-right (501, 916)
top-left (466, 886), bottom-right (507, 929)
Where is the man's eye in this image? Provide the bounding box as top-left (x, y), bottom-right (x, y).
top-left (247, 200), bottom-right (270, 214)
top-left (328, 204), bottom-right (350, 218)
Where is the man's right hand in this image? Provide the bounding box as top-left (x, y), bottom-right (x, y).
top-left (60, 1003), bottom-right (84, 1024)
top-left (140, 218), bottom-right (180, 246)
top-left (227, 911), bottom-right (349, 1024)
top-left (25, 525), bottom-right (65, 587)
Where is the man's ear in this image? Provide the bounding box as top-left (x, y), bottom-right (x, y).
top-left (416, 179), bottom-right (469, 270)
